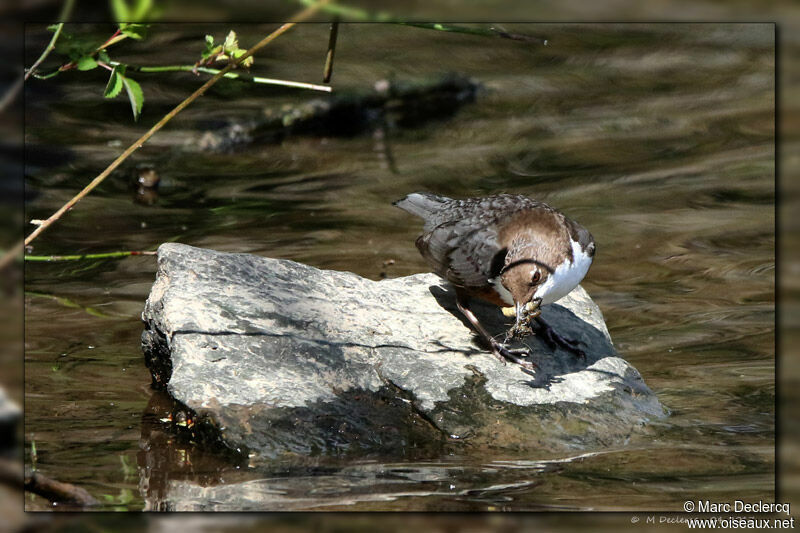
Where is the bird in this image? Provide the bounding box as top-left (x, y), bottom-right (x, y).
top-left (393, 192), bottom-right (596, 371)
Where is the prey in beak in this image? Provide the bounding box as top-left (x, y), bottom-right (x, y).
top-left (503, 298), bottom-right (542, 341)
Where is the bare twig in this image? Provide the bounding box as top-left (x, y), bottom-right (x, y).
top-left (0, 458), bottom-right (98, 507)
top-left (323, 17), bottom-right (340, 83)
top-left (25, 468), bottom-right (99, 506)
top-left (0, 0), bottom-right (330, 272)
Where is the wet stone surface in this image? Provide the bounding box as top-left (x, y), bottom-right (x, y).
top-left (141, 243), bottom-right (666, 462)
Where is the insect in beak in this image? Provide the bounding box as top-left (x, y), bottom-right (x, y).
top-left (506, 298), bottom-right (542, 340)
top-left (517, 298), bottom-right (542, 325)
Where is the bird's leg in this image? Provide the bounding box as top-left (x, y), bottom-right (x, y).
top-left (534, 316), bottom-right (586, 359)
top-left (455, 292), bottom-right (535, 370)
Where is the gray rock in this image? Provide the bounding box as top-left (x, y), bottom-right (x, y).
top-left (141, 243), bottom-right (665, 463)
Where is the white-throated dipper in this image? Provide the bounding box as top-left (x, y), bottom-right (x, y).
top-left (394, 192), bottom-right (596, 371)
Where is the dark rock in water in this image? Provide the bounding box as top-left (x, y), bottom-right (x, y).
top-left (195, 73), bottom-right (481, 151)
top-left (141, 243), bottom-right (665, 463)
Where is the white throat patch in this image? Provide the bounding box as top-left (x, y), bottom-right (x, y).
top-left (533, 239), bottom-right (593, 305)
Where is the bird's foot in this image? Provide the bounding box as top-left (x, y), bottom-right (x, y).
top-left (489, 341), bottom-right (537, 372)
top-left (535, 318), bottom-right (586, 359)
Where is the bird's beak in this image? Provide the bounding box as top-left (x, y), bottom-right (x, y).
top-left (514, 301), bottom-right (526, 327)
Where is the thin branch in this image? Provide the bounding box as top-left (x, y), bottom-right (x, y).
top-left (0, 0), bottom-right (330, 272)
top-left (400, 23), bottom-right (547, 44)
top-left (96, 28), bottom-right (125, 52)
top-left (323, 17), bottom-right (340, 83)
top-left (25, 468), bottom-right (99, 507)
top-left (25, 23), bottom-right (65, 80)
top-left (24, 0), bottom-right (76, 80)
top-left (123, 63), bottom-right (332, 92)
top-left (0, 458), bottom-right (98, 507)
top-left (294, 0), bottom-right (547, 43)
top-left (24, 251), bottom-right (156, 262)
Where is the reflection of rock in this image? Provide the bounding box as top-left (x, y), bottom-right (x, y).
top-left (133, 166), bottom-right (160, 206)
top-left (134, 186), bottom-right (159, 206)
top-left (145, 459), bottom-right (571, 511)
top-left (136, 167), bottom-right (160, 188)
top-left (0, 387), bottom-right (20, 450)
top-left (137, 391), bottom-right (242, 510)
top-left (195, 74), bottom-right (481, 151)
top-left (141, 243), bottom-right (666, 464)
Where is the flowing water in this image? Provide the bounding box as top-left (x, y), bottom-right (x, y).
top-left (23, 23), bottom-right (774, 511)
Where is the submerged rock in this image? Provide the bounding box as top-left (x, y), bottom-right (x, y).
top-left (141, 243), bottom-right (665, 463)
top-left (195, 73), bottom-right (481, 151)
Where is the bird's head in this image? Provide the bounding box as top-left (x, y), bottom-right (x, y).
top-left (499, 255), bottom-right (549, 328)
top-left (497, 227), bottom-right (595, 332)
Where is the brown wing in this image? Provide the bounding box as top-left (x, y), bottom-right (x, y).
top-left (416, 219), bottom-right (505, 288)
top-left (410, 194), bottom-right (548, 287)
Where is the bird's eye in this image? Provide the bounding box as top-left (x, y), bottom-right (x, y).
top-left (531, 271), bottom-right (541, 285)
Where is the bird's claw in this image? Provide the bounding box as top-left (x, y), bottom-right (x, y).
top-left (490, 342), bottom-right (537, 371)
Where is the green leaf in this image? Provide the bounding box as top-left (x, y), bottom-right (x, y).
top-left (120, 23), bottom-right (148, 40)
top-left (201, 44), bottom-right (222, 61)
top-left (122, 76), bottom-right (143, 121)
top-left (231, 49), bottom-right (253, 68)
top-left (111, 0), bottom-right (130, 23)
top-left (223, 30), bottom-right (238, 51)
top-left (76, 56), bottom-right (98, 71)
top-left (97, 50), bottom-right (111, 63)
top-left (104, 66), bottom-right (124, 98)
top-left (54, 31), bottom-right (100, 60)
top-left (46, 24), bottom-right (60, 32)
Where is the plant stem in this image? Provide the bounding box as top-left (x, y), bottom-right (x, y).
top-left (400, 23), bottom-right (546, 43)
top-left (24, 0), bottom-right (76, 80)
top-left (46, 27), bottom-right (129, 76)
top-left (294, 0), bottom-right (546, 43)
top-left (323, 17), bottom-right (340, 83)
top-left (25, 23), bottom-right (64, 80)
top-left (24, 0), bottom-right (73, 81)
top-left (96, 28), bottom-right (125, 52)
top-left (24, 251), bottom-right (156, 262)
top-left (125, 64), bottom-right (331, 92)
top-left (0, 0), bottom-right (330, 272)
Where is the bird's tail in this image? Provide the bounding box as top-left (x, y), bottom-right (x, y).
top-left (393, 192), bottom-right (451, 219)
